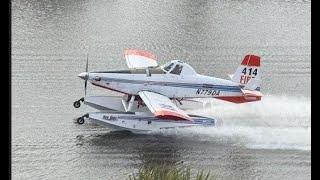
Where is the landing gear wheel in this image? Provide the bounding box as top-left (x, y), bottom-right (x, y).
top-left (77, 117), bottom-right (85, 124)
top-left (73, 101), bottom-right (81, 108)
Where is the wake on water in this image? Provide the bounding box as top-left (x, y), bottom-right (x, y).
top-left (155, 95), bottom-right (311, 151)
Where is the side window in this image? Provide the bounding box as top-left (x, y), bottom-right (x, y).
top-left (170, 65), bottom-right (183, 75)
top-left (163, 63), bottom-right (174, 72)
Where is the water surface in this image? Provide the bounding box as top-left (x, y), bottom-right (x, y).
top-left (12, 0), bottom-right (310, 179)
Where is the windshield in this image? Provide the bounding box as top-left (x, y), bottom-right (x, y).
top-left (162, 63), bottom-right (174, 72)
top-left (170, 64), bottom-right (183, 75)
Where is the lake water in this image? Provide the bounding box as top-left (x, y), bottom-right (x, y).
top-left (12, 0), bottom-right (310, 179)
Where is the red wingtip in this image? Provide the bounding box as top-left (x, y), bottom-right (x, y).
top-left (241, 55), bottom-right (260, 67)
top-left (125, 49), bottom-right (157, 60)
top-left (154, 109), bottom-right (192, 121)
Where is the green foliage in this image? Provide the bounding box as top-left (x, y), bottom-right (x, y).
top-left (128, 164), bottom-right (215, 180)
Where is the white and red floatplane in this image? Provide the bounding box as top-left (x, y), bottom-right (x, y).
top-left (73, 49), bottom-right (262, 132)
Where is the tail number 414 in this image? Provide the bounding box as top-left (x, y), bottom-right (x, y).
top-left (240, 68), bottom-right (258, 84)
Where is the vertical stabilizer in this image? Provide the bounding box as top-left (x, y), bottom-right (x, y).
top-left (231, 55), bottom-right (261, 91)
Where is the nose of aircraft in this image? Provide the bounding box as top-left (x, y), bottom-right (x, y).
top-left (78, 72), bottom-right (89, 80)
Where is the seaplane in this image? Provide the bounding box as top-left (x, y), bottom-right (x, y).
top-left (73, 49), bottom-right (262, 132)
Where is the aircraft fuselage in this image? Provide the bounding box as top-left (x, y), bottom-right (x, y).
top-left (87, 71), bottom-right (242, 99)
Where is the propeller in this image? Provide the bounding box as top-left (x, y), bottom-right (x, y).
top-left (84, 54), bottom-right (88, 97)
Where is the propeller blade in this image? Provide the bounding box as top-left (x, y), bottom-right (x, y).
top-left (86, 54), bottom-right (89, 72)
top-left (85, 79), bottom-right (87, 97)
top-left (85, 54), bottom-right (89, 97)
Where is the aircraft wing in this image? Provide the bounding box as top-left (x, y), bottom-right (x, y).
top-left (124, 49), bottom-right (158, 69)
top-left (138, 91), bottom-right (192, 121)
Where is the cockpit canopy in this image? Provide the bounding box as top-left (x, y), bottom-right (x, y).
top-left (161, 60), bottom-right (197, 76)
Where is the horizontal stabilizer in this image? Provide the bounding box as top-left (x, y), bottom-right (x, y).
top-left (241, 89), bottom-right (262, 97)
